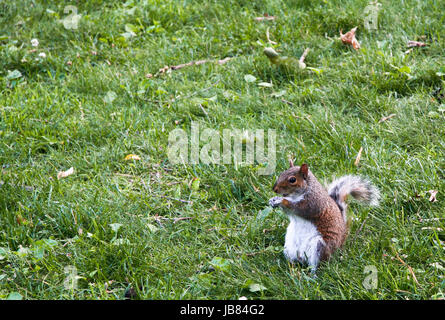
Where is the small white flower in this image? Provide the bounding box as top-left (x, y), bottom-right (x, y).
top-left (38, 52), bottom-right (46, 58)
top-left (31, 38), bottom-right (39, 47)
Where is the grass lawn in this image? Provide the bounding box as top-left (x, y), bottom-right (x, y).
top-left (0, 0), bottom-right (444, 299)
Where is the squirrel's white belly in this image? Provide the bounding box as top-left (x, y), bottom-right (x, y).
top-left (284, 215), bottom-right (324, 268)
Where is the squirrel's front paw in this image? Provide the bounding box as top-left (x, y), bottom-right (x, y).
top-left (269, 196), bottom-right (283, 208)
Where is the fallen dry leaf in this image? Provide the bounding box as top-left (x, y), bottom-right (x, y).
top-left (266, 27), bottom-right (277, 45)
top-left (254, 14), bottom-right (275, 21)
top-left (407, 40), bottom-right (427, 48)
top-left (340, 27), bottom-right (360, 50)
top-left (171, 59), bottom-right (207, 70)
top-left (298, 48), bottom-right (310, 69)
top-left (124, 154), bottom-right (141, 161)
top-left (354, 147), bottom-right (363, 166)
top-left (428, 190), bottom-right (438, 202)
top-left (158, 65), bottom-right (170, 74)
top-left (57, 167), bottom-right (74, 180)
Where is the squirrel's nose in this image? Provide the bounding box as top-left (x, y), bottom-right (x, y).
top-left (272, 182), bottom-right (278, 193)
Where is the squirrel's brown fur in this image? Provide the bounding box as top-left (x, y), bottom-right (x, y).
top-left (270, 161), bottom-right (379, 272)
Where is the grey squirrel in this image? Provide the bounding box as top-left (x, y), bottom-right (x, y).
top-left (269, 160), bottom-right (379, 273)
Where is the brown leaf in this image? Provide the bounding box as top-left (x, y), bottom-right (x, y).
top-left (57, 167), bottom-right (74, 180)
top-left (354, 147), bottom-right (363, 166)
top-left (254, 14), bottom-right (275, 21)
top-left (340, 27), bottom-right (360, 50)
top-left (407, 41), bottom-right (427, 48)
top-left (158, 65), bottom-right (170, 74)
top-left (428, 190), bottom-right (438, 202)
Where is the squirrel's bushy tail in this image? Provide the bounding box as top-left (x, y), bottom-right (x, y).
top-left (327, 175), bottom-right (379, 222)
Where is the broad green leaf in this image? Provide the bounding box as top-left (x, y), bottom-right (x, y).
top-left (0, 247), bottom-right (9, 260)
top-left (243, 279), bottom-right (267, 292)
top-left (191, 178), bottom-right (200, 191)
top-left (7, 292), bottom-right (23, 300)
top-left (428, 111), bottom-right (440, 118)
top-left (16, 246), bottom-right (30, 257)
top-left (244, 74), bottom-right (256, 83)
top-left (104, 91), bottom-right (117, 104)
top-left (147, 223), bottom-right (158, 233)
top-left (248, 283), bottom-right (267, 292)
top-left (7, 70), bottom-right (22, 80)
top-left (257, 207), bottom-right (272, 221)
top-left (209, 257), bottom-right (232, 272)
top-left (270, 90), bottom-right (286, 98)
top-left (125, 24), bottom-right (139, 34)
top-left (398, 66), bottom-right (411, 74)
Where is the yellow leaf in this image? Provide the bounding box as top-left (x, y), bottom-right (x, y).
top-left (124, 154), bottom-right (141, 161)
top-left (57, 167), bottom-right (74, 180)
top-left (354, 147), bottom-right (363, 166)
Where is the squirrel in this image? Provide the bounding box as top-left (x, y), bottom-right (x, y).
top-left (269, 159), bottom-right (379, 273)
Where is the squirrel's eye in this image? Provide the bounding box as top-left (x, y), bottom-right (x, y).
top-left (288, 177), bottom-right (296, 183)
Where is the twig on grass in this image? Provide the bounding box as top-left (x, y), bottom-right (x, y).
top-left (378, 114), bottom-right (396, 123)
top-left (393, 250), bottom-right (420, 286)
top-left (154, 214), bottom-right (193, 224)
top-left (266, 27), bottom-right (277, 45)
top-left (254, 14), bottom-right (275, 21)
top-left (351, 215), bottom-right (369, 243)
top-left (154, 57), bottom-right (233, 77)
top-left (407, 41), bottom-right (427, 48)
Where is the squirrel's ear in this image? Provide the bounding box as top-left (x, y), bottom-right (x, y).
top-left (289, 158), bottom-right (294, 168)
top-left (299, 163), bottom-right (308, 179)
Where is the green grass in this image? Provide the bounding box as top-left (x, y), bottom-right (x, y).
top-left (0, 0), bottom-right (444, 299)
